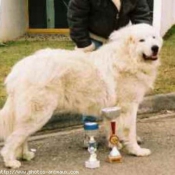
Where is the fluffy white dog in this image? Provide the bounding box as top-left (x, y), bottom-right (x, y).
top-left (0, 24), bottom-right (163, 168)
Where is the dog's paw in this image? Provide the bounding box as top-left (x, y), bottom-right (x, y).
top-left (5, 160), bottom-right (21, 169)
top-left (23, 151), bottom-right (35, 161)
top-left (127, 146), bottom-right (151, 157)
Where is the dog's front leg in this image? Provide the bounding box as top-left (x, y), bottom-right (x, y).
top-left (117, 102), bottom-right (151, 156)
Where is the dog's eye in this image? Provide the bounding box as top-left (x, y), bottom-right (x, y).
top-left (139, 39), bottom-right (145, 42)
top-left (153, 36), bottom-right (156, 39)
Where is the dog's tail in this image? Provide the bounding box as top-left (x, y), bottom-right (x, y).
top-left (0, 96), bottom-right (15, 140)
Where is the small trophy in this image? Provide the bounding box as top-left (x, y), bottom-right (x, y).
top-left (85, 136), bottom-right (100, 168)
top-left (102, 107), bottom-right (122, 163)
top-left (107, 121), bottom-right (122, 163)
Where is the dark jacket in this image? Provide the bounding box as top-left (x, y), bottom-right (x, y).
top-left (67, 0), bottom-right (152, 48)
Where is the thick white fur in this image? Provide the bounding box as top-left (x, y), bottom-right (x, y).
top-left (0, 24), bottom-right (163, 168)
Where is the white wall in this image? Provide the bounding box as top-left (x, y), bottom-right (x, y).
top-left (0, 0), bottom-right (175, 41)
top-left (153, 0), bottom-right (175, 36)
top-left (0, 0), bottom-right (28, 42)
top-left (0, 0), bottom-right (2, 32)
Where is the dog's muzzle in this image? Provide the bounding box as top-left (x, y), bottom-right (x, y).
top-left (143, 45), bottom-right (159, 61)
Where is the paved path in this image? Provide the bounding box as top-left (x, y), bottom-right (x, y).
top-left (0, 114), bottom-right (175, 175)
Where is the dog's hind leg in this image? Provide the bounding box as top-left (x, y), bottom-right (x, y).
top-left (16, 140), bottom-right (35, 161)
top-left (1, 100), bottom-right (56, 168)
top-left (116, 103), bottom-right (151, 157)
top-left (22, 141), bottom-right (35, 161)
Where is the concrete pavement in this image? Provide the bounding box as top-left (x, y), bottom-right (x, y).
top-left (0, 113), bottom-right (175, 175)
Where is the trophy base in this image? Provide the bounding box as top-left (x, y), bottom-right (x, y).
top-left (85, 160), bottom-right (100, 169)
top-left (106, 155), bottom-right (122, 163)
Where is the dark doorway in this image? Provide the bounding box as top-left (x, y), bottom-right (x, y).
top-left (28, 0), bottom-right (70, 29)
top-left (29, 0), bottom-right (47, 28)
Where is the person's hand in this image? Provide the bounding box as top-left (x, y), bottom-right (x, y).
top-left (75, 43), bottom-right (95, 52)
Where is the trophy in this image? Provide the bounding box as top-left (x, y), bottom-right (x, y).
top-left (102, 107), bottom-right (122, 163)
top-left (107, 121), bottom-right (122, 162)
top-left (84, 123), bottom-right (100, 168)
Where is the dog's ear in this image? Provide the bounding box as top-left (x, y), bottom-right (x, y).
top-left (109, 26), bottom-right (134, 43)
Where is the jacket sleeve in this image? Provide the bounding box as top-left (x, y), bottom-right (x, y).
top-left (130, 0), bottom-right (152, 25)
top-left (67, 0), bottom-right (91, 48)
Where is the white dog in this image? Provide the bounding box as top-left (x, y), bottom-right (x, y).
top-left (0, 24), bottom-right (163, 168)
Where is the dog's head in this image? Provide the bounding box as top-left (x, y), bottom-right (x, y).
top-left (109, 24), bottom-right (163, 63)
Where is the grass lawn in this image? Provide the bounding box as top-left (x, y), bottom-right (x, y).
top-left (0, 26), bottom-right (175, 108)
top-left (154, 25), bottom-right (175, 94)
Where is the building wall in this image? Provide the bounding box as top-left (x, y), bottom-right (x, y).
top-left (0, 0), bottom-right (28, 42)
top-left (160, 0), bottom-right (175, 35)
top-left (153, 0), bottom-right (175, 36)
top-left (0, 0), bottom-right (175, 41)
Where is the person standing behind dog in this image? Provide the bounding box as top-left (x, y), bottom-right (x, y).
top-left (67, 0), bottom-right (152, 52)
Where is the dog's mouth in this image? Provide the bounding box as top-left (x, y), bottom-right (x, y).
top-left (142, 53), bottom-right (158, 61)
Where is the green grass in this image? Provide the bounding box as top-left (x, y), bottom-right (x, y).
top-left (0, 26), bottom-right (175, 108)
top-left (153, 25), bottom-right (175, 94)
top-left (163, 25), bottom-right (175, 40)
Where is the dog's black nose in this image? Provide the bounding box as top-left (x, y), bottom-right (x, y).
top-left (151, 45), bottom-right (159, 54)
